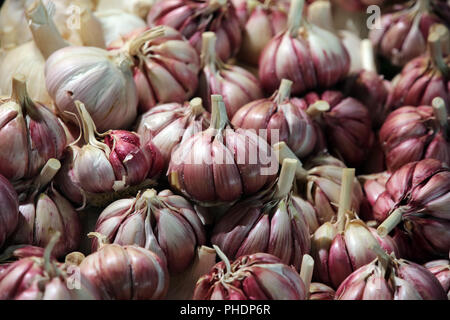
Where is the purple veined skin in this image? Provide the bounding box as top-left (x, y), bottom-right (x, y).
top-left (136, 98), bottom-right (210, 166)
top-left (0, 76), bottom-right (66, 182)
top-left (232, 0), bottom-right (290, 25)
top-left (212, 158), bottom-right (311, 271)
top-left (370, 0), bottom-right (443, 67)
top-left (235, 0), bottom-right (288, 66)
top-left (198, 32), bottom-right (264, 119)
top-left (147, 0), bottom-right (242, 62)
top-left (259, 0), bottom-right (350, 96)
top-left (232, 79), bottom-right (318, 160)
top-left (0, 233), bottom-right (100, 300)
top-left (375, 159), bottom-right (450, 259)
top-left (309, 282), bottom-right (335, 300)
top-left (55, 101), bottom-right (164, 208)
top-left (92, 189), bottom-right (206, 274)
top-left (79, 233), bottom-right (169, 300)
top-left (379, 101), bottom-right (450, 172)
top-left (9, 159), bottom-right (81, 259)
top-left (358, 171), bottom-right (391, 221)
top-left (335, 252), bottom-right (447, 300)
top-left (109, 26), bottom-right (201, 113)
top-left (388, 24), bottom-right (450, 111)
top-left (167, 95), bottom-right (277, 207)
top-left (296, 90), bottom-right (375, 168)
top-left (0, 174), bottom-right (19, 249)
top-left (193, 249), bottom-right (308, 300)
top-left (424, 259), bottom-right (450, 298)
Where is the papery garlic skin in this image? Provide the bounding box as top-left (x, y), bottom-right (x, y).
top-left (232, 80), bottom-right (317, 159)
top-left (11, 187), bottom-right (81, 258)
top-left (80, 244), bottom-right (169, 300)
top-left (370, 0), bottom-right (442, 67)
top-left (0, 239), bottom-right (100, 300)
top-left (55, 102), bottom-right (163, 207)
top-left (96, 9), bottom-right (147, 47)
top-left (212, 195), bottom-right (311, 271)
top-left (379, 106), bottom-right (450, 172)
top-left (424, 259), bottom-right (450, 297)
top-left (93, 189), bottom-right (206, 274)
top-left (136, 99), bottom-right (210, 164)
top-left (309, 282), bottom-right (335, 300)
top-left (237, 1), bottom-right (288, 66)
top-left (199, 32), bottom-right (263, 119)
top-left (147, 0), bottom-right (242, 62)
top-left (0, 174), bottom-right (19, 249)
top-left (45, 46), bottom-right (138, 131)
top-left (335, 257), bottom-right (447, 300)
top-left (311, 220), bottom-right (399, 289)
top-left (374, 159), bottom-right (450, 258)
top-left (193, 253), bottom-right (307, 300)
top-left (0, 78), bottom-right (66, 181)
top-left (298, 91), bottom-right (374, 167)
top-left (259, 0), bottom-right (350, 96)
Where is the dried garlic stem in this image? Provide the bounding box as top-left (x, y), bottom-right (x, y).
top-left (273, 142), bottom-right (309, 180)
top-left (275, 159), bottom-right (298, 199)
top-left (288, 0), bottom-right (305, 37)
top-left (337, 168), bottom-right (355, 232)
top-left (300, 254), bottom-right (314, 298)
top-left (275, 79), bottom-right (293, 105)
top-left (377, 207), bottom-right (406, 237)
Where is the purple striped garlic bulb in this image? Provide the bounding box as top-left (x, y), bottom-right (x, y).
top-left (389, 25), bottom-right (449, 111)
top-left (193, 247), bottom-right (313, 300)
top-left (275, 143), bottom-right (364, 225)
top-left (424, 259), bottom-right (450, 298)
top-left (45, 27), bottom-right (166, 131)
top-left (147, 0), bottom-right (242, 62)
top-left (0, 174), bottom-right (19, 249)
top-left (198, 32), bottom-right (264, 118)
top-left (335, 248), bottom-right (447, 300)
top-left (80, 233), bottom-right (169, 300)
top-left (370, 0), bottom-right (442, 67)
top-left (168, 95), bottom-right (278, 206)
top-left (0, 76), bottom-right (66, 181)
top-left (212, 159), bottom-right (311, 271)
top-left (111, 26), bottom-right (201, 113)
top-left (379, 98), bottom-right (450, 172)
top-left (375, 159), bottom-right (450, 258)
top-left (0, 233), bottom-right (100, 300)
top-left (298, 91), bottom-right (375, 167)
top-left (231, 79), bottom-right (322, 159)
top-left (311, 168), bottom-right (399, 289)
top-left (136, 98), bottom-right (210, 165)
top-left (92, 189), bottom-right (206, 274)
top-left (259, 0), bottom-right (350, 96)
top-left (10, 159), bottom-right (81, 258)
top-left (236, 0), bottom-right (288, 66)
top-left (55, 101), bottom-right (163, 207)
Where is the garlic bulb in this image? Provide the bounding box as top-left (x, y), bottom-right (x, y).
top-left (168, 95), bottom-right (278, 207)
top-left (95, 9), bottom-right (146, 47)
top-left (93, 189), bottom-right (206, 274)
top-left (199, 32), bottom-right (264, 118)
top-left (0, 76), bottom-right (67, 182)
top-left (95, 0), bottom-right (155, 19)
top-left (79, 233), bottom-right (169, 300)
top-left (10, 159), bottom-right (81, 258)
top-left (147, 0), bottom-right (242, 62)
top-left (0, 1), bottom-right (68, 106)
top-left (231, 79), bottom-right (320, 159)
top-left (212, 159), bottom-right (311, 271)
top-left (55, 101), bottom-right (163, 207)
top-left (259, 0), bottom-right (350, 95)
top-left (136, 98), bottom-right (211, 164)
